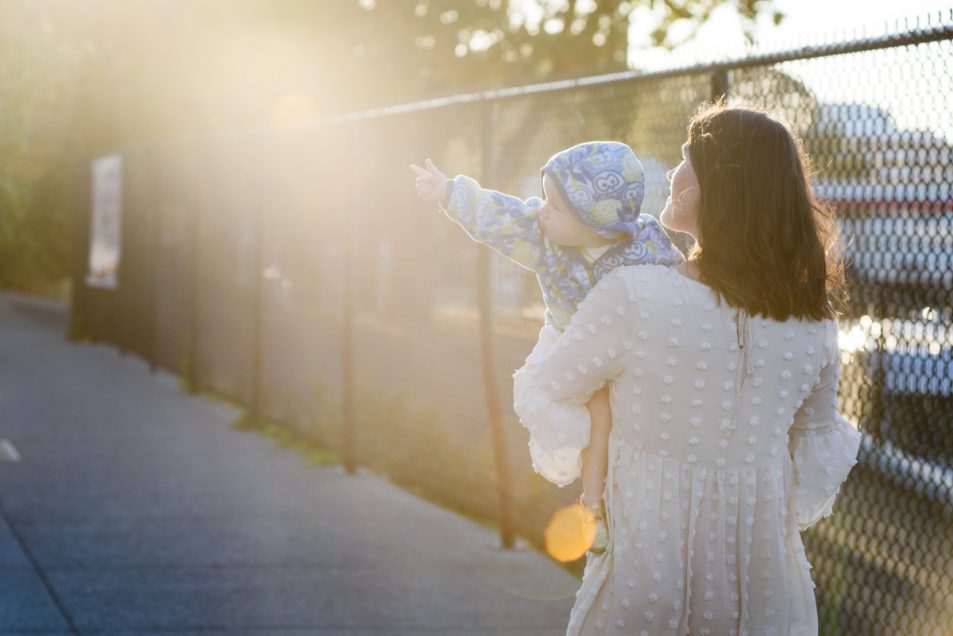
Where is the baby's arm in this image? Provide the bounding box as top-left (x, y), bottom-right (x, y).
top-left (580, 385), bottom-right (612, 508)
top-left (410, 159), bottom-right (545, 271)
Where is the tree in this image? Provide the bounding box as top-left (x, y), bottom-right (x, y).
top-left (0, 0), bottom-right (783, 293)
top-left (333, 0), bottom-right (783, 109)
top-left (0, 0), bottom-right (87, 292)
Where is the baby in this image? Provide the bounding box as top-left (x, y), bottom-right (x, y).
top-left (410, 141), bottom-right (683, 554)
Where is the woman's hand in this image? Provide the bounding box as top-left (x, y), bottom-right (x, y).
top-left (409, 158), bottom-right (449, 204)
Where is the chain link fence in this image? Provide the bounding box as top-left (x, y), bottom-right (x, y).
top-left (72, 16), bottom-right (953, 635)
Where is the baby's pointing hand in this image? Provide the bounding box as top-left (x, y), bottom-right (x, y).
top-left (409, 158), bottom-right (449, 204)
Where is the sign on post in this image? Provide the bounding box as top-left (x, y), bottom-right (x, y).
top-left (86, 154), bottom-right (123, 289)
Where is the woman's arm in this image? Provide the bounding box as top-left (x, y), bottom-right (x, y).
top-left (512, 268), bottom-right (634, 486)
top-left (787, 321), bottom-right (863, 531)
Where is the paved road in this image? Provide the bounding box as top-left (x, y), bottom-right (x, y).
top-left (0, 293), bottom-right (578, 635)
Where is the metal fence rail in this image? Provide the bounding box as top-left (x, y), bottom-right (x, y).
top-left (73, 14), bottom-right (953, 635)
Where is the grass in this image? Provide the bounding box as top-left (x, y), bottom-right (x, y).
top-left (230, 412), bottom-right (341, 467)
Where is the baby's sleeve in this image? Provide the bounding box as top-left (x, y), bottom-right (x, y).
top-left (638, 214), bottom-right (684, 266)
top-left (787, 321), bottom-right (863, 531)
top-left (440, 174), bottom-right (544, 271)
top-left (512, 268), bottom-right (633, 486)
top-left (626, 213), bottom-right (685, 267)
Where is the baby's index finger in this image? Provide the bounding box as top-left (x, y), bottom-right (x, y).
top-left (408, 164), bottom-right (431, 177)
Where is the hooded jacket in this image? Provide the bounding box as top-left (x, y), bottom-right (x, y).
top-left (440, 141), bottom-right (684, 330)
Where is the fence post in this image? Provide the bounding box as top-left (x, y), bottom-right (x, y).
top-left (68, 147), bottom-right (91, 342)
top-left (248, 142), bottom-right (265, 425)
top-left (711, 67), bottom-right (731, 102)
top-left (478, 101), bottom-right (517, 549)
top-left (116, 147), bottom-right (131, 357)
top-left (185, 161), bottom-right (201, 394)
top-left (341, 125), bottom-right (358, 475)
top-left (146, 150), bottom-right (161, 374)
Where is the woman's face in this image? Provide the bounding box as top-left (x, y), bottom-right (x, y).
top-left (659, 141), bottom-right (701, 238)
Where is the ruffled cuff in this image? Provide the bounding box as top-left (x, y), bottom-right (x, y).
top-left (512, 325), bottom-right (592, 487)
top-left (514, 382), bottom-right (590, 487)
top-left (789, 414), bottom-right (862, 531)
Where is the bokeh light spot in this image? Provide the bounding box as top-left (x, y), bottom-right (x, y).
top-left (544, 502), bottom-right (596, 562)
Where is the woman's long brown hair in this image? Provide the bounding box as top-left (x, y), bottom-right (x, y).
top-left (685, 101), bottom-right (848, 321)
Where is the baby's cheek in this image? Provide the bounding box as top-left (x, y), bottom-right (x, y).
top-left (543, 224), bottom-right (565, 244)
top-left (539, 208), bottom-right (553, 229)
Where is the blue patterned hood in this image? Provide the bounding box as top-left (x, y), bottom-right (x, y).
top-left (541, 141), bottom-right (647, 240)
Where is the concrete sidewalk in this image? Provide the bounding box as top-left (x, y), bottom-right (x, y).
top-left (0, 293), bottom-right (578, 635)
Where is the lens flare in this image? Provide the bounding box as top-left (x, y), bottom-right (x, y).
top-left (544, 502), bottom-right (597, 562)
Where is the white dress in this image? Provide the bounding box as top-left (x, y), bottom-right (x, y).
top-left (512, 264), bottom-right (862, 636)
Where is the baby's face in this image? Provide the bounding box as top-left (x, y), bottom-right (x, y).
top-left (540, 174), bottom-right (616, 248)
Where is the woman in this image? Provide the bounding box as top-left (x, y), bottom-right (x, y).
top-left (513, 102), bottom-right (863, 636)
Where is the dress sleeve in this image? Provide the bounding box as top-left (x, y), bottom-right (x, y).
top-left (512, 268), bottom-right (633, 487)
top-left (440, 174), bottom-right (545, 271)
top-left (787, 320), bottom-right (863, 531)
